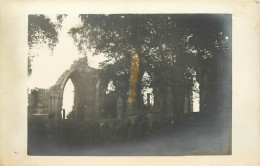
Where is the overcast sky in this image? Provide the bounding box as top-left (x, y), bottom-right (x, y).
top-left (28, 14), bottom-right (107, 90)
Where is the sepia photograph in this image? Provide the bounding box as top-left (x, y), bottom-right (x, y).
top-left (2, 0), bottom-right (260, 165)
top-left (27, 14), bottom-right (232, 156)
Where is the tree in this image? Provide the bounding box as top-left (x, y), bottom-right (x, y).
top-left (28, 14), bottom-right (67, 76)
top-left (68, 14), bottom-right (231, 116)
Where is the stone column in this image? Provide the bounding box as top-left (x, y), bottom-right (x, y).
top-left (117, 96), bottom-right (124, 120)
top-left (126, 101), bottom-right (134, 114)
top-left (183, 96), bottom-right (189, 113)
top-left (126, 51), bottom-right (140, 114)
top-left (62, 109), bottom-right (65, 119)
top-left (53, 95), bottom-right (61, 120)
top-left (95, 80), bottom-right (101, 120)
top-left (165, 86), bottom-right (173, 117)
top-left (153, 87), bottom-right (162, 113)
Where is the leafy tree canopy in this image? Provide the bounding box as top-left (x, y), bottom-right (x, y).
top-left (68, 14), bottom-right (231, 89)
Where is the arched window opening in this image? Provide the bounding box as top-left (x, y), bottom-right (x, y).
top-left (106, 80), bottom-right (115, 94)
top-left (193, 72), bottom-right (200, 112)
top-left (62, 79), bottom-right (75, 119)
top-left (141, 72), bottom-right (154, 108)
top-left (103, 80), bottom-right (117, 119)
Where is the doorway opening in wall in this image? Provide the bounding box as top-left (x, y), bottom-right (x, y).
top-left (62, 78), bottom-right (74, 119)
top-left (103, 80), bottom-right (117, 118)
top-left (193, 77), bottom-right (200, 112)
top-left (141, 71), bottom-right (154, 109)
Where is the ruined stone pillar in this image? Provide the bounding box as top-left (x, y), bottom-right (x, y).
top-left (62, 109), bottom-right (65, 119)
top-left (165, 86), bottom-right (173, 117)
top-left (127, 51), bottom-right (140, 114)
top-left (189, 92), bottom-right (193, 113)
top-left (95, 80), bottom-right (101, 120)
top-left (117, 96), bottom-right (124, 120)
top-left (126, 101), bottom-right (134, 114)
top-left (52, 95), bottom-right (61, 120)
top-left (183, 96), bottom-right (189, 113)
top-left (154, 87), bottom-right (163, 113)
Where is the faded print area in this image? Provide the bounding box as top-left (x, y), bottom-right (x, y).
top-left (27, 14), bottom-right (231, 156)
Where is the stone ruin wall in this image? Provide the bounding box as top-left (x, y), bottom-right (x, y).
top-left (28, 57), bottom-right (195, 125)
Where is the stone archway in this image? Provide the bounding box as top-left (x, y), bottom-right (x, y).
top-left (48, 58), bottom-right (101, 122)
top-left (52, 69), bottom-right (86, 121)
top-left (95, 78), bottom-right (117, 119)
top-left (60, 69), bottom-right (86, 121)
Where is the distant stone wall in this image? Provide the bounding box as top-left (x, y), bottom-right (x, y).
top-left (28, 88), bottom-right (51, 116)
